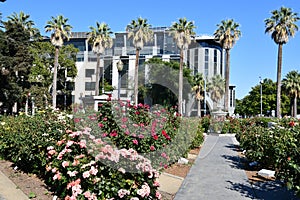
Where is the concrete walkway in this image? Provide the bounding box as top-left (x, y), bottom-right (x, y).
top-left (0, 170), bottom-right (28, 200)
top-left (174, 134), bottom-right (299, 200)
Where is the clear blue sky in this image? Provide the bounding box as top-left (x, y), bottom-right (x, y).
top-left (1, 0), bottom-right (300, 99)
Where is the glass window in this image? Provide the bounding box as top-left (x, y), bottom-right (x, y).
top-left (120, 56), bottom-right (129, 88)
top-left (214, 49), bottom-right (218, 75)
top-left (104, 57), bottom-right (113, 85)
top-left (85, 82), bottom-right (95, 91)
top-left (85, 69), bottom-right (95, 78)
top-left (205, 49), bottom-right (209, 77)
top-left (194, 49), bottom-right (198, 75)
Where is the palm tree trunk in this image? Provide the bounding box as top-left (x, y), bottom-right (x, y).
top-left (294, 94), bottom-right (297, 117)
top-left (95, 53), bottom-right (100, 96)
top-left (276, 44), bottom-right (283, 118)
top-left (134, 49), bottom-right (140, 106)
top-left (197, 99), bottom-right (201, 117)
top-left (52, 47), bottom-right (59, 109)
top-left (224, 49), bottom-right (230, 112)
top-left (178, 49), bottom-right (184, 115)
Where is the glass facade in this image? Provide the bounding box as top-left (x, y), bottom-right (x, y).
top-left (204, 49), bottom-right (209, 77)
top-left (194, 49), bottom-right (198, 75)
top-left (214, 49), bottom-right (218, 75)
top-left (104, 57), bottom-right (113, 85)
top-left (85, 69), bottom-right (95, 78)
top-left (120, 56), bottom-right (129, 88)
top-left (85, 82), bottom-right (95, 91)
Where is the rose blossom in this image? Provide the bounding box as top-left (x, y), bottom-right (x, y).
top-left (62, 161), bottom-right (69, 168)
top-left (118, 189), bottom-right (130, 198)
top-left (133, 139), bottom-right (138, 145)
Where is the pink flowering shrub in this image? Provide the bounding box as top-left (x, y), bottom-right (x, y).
top-left (75, 101), bottom-right (198, 169)
top-left (45, 127), bottom-right (162, 199)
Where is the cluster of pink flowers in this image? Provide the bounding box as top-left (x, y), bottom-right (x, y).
top-left (46, 112), bottom-right (164, 199)
top-left (118, 189), bottom-right (130, 198)
top-left (137, 183), bottom-right (150, 197)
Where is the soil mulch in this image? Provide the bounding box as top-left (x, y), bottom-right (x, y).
top-left (0, 160), bottom-right (54, 200)
top-left (163, 146), bottom-right (201, 178)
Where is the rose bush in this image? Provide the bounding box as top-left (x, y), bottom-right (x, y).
top-left (236, 117), bottom-right (300, 197)
top-left (45, 127), bottom-right (161, 199)
top-left (0, 110), bottom-right (74, 174)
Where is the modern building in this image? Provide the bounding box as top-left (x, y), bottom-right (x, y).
top-left (66, 27), bottom-right (236, 116)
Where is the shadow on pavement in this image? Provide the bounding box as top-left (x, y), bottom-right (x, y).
top-left (227, 180), bottom-right (300, 200)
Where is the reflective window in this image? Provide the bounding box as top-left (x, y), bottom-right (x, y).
top-left (85, 69), bottom-right (95, 78)
top-left (205, 49), bottom-right (209, 77)
top-left (214, 49), bottom-right (218, 75)
top-left (194, 49), bottom-right (198, 75)
top-left (85, 82), bottom-right (95, 91)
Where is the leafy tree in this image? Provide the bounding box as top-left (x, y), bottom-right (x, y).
top-left (169, 17), bottom-right (196, 115)
top-left (144, 57), bottom-right (193, 108)
top-left (265, 7), bottom-right (300, 117)
top-left (214, 19), bottom-right (241, 112)
top-left (282, 70), bottom-right (300, 117)
top-left (235, 78), bottom-right (290, 117)
top-left (126, 17), bottom-right (153, 105)
top-left (192, 73), bottom-right (204, 117)
top-left (88, 22), bottom-right (113, 96)
top-left (207, 74), bottom-right (225, 110)
top-left (29, 41), bottom-right (78, 109)
top-left (0, 12), bottom-right (37, 113)
top-left (45, 15), bottom-right (72, 109)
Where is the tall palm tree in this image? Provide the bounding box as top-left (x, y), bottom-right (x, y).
top-left (45, 15), bottom-right (72, 109)
top-left (192, 73), bottom-right (204, 117)
top-left (5, 11), bottom-right (39, 38)
top-left (88, 22), bottom-right (113, 96)
top-left (7, 11), bottom-right (34, 29)
top-left (265, 7), bottom-right (300, 118)
top-left (214, 19), bottom-right (241, 112)
top-left (282, 70), bottom-right (300, 117)
top-left (170, 17), bottom-right (196, 115)
top-left (207, 74), bottom-right (225, 110)
top-left (126, 17), bottom-right (153, 105)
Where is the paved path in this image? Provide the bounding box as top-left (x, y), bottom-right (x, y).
top-left (174, 134), bottom-right (299, 200)
top-left (0, 170), bottom-right (28, 200)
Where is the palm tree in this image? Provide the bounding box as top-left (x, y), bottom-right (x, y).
top-left (282, 70), bottom-right (300, 117)
top-left (214, 19), bottom-right (241, 112)
top-left (5, 11), bottom-right (39, 38)
top-left (126, 17), bottom-right (153, 105)
top-left (207, 74), bottom-right (225, 110)
top-left (265, 7), bottom-right (300, 118)
top-left (192, 73), bottom-right (204, 117)
top-left (45, 15), bottom-right (72, 109)
top-left (170, 17), bottom-right (196, 115)
top-left (7, 11), bottom-right (34, 29)
top-left (88, 22), bottom-right (113, 96)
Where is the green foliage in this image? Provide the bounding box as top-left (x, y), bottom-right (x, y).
top-left (190, 121), bottom-right (204, 149)
top-left (0, 101), bottom-right (203, 199)
top-left (235, 78), bottom-right (290, 117)
top-left (144, 58), bottom-right (193, 107)
top-left (236, 117), bottom-right (300, 196)
top-left (0, 110), bottom-right (74, 174)
top-left (199, 115), bottom-right (211, 133)
top-left (90, 101), bottom-right (201, 168)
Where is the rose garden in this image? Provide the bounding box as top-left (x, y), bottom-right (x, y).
top-left (0, 100), bottom-right (299, 199)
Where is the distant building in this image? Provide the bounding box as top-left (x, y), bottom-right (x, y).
top-left (65, 27), bottom-right (236, 116)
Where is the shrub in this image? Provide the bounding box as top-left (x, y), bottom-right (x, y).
top-left (84, 101), bottom-right (199, 169)
top-left (0, 110), bottom-right (73, 174)
top-left (45, 128), bottom-right (161, 199)
top-left (237, 117), bottom-right (300, 197)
